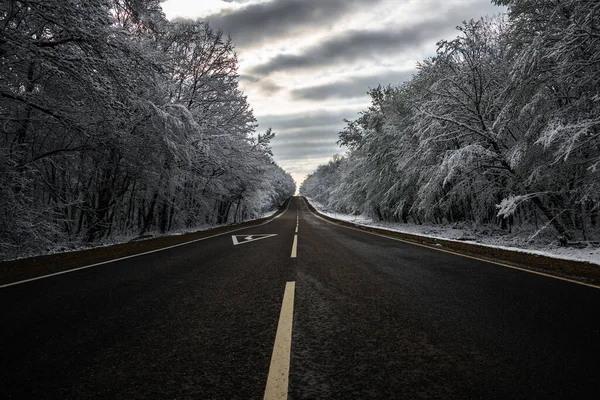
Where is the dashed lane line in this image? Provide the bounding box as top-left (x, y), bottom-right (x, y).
top-left (291, 235), bottom-right (298, 258)
top-left (264, 281), bottom-right (295, 400)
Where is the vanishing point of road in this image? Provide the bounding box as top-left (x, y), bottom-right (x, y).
top-left (1, 197), bottom-right (599, 398)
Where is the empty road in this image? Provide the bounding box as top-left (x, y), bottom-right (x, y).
top-left (1, 197), bottom-right (599, 398)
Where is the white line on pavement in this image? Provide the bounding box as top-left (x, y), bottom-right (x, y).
top-left (300, 197), bottom-right (600, 290)
top-left (0, 199), bottom-right (293, 289)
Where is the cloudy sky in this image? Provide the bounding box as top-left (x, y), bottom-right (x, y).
top-left (160, 0), bottom-right (506, 187)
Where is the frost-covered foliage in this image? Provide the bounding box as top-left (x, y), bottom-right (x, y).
top-left (0, 0), bottom-right (294, 260)
top-left (302, 5), bottom-right (600, 245)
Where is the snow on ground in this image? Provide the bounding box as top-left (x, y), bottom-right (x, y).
top-left (259, 208), bottom-right (280, 219)
top-left (306, 198), bottom-right (600, 266)
top-left (6, 208), bottom-right (281, 263)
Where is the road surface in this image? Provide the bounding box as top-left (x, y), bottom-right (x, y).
top-left (1, 197), bottom-right (599, 398)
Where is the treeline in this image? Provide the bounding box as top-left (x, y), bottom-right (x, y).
top-left (301, 0), bottom-right (600, 245)
top-left (0, 0), bottom-right (295, 260)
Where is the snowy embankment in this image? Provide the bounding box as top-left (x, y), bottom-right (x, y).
top-left (4, 207), bottom-right (282, 263)
top-left (305, 198), bottom-right (600, 266)
top-left (0, 203), bottom-right (289, 286)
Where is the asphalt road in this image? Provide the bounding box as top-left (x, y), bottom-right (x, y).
top-left (1, 197), bottom-right (599, 399)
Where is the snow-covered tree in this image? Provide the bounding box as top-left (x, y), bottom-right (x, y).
top-left (302, 6), bottom-right (599, 245)
top-left (0, 0), bottom-right (294, 260)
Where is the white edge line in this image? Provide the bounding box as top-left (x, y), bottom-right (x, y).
top-left (300, 198), bottom-right (600, 290)
top-left (0, 199), bottom-right (293, 289)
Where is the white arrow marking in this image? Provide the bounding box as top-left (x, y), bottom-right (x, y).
top-left (232, 234), bottom-right (277, 246)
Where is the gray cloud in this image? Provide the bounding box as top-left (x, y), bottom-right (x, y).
top-left (256, 79), bottom-right (282, 94)
top-left (259, 110), bottom-right (356, 166)
top-left (260, 113), bottom-right (349, 163)
top-left (273, 127), bottom-right (339, 142)
top-left (250, 1), bottom-right (503, 76)
top-left (240, 74), bottom-right (282, 94)
top-left (239, 74), bottom-right (258, 83)
top-left (291, 69), bottom-right (415, 100)
top-left (216, 0), bottom-right (505, 181)
top-left (250, 25), bottom-right (442, 76)
top-left (272, 141), bottom-right (342, 162)
top-left (270, 125), bottom-right (345, 163)
top-left (258, 109), bottom-right (360, 131)
top-left (204, 0), bottom-right (382, 48)
top-left (279, 161), bottom-right (332, 176)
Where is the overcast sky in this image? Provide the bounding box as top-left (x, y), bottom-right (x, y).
top-left (160, 0), bottom-right (506, 187)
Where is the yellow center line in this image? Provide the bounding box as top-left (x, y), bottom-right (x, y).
top-left (290, 235), bottom-right (298, 258)
top-left (264, 281), bottom-right (296, 400)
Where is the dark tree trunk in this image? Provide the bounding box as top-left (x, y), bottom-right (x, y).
top-left (531, 197), bottom-right (572, 245)
top-left (140, 190), bottom-right (159, 235)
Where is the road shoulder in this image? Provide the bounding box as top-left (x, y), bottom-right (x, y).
top-left (301, 197), bottom-right (600, 288)
top-left (0, 198), bottom-right (292, 286)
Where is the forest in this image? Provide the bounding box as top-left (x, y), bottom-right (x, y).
top-left (301, 0), bottom-right (600, 246)
top-left (0, 0), bottom-right (295, 260)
